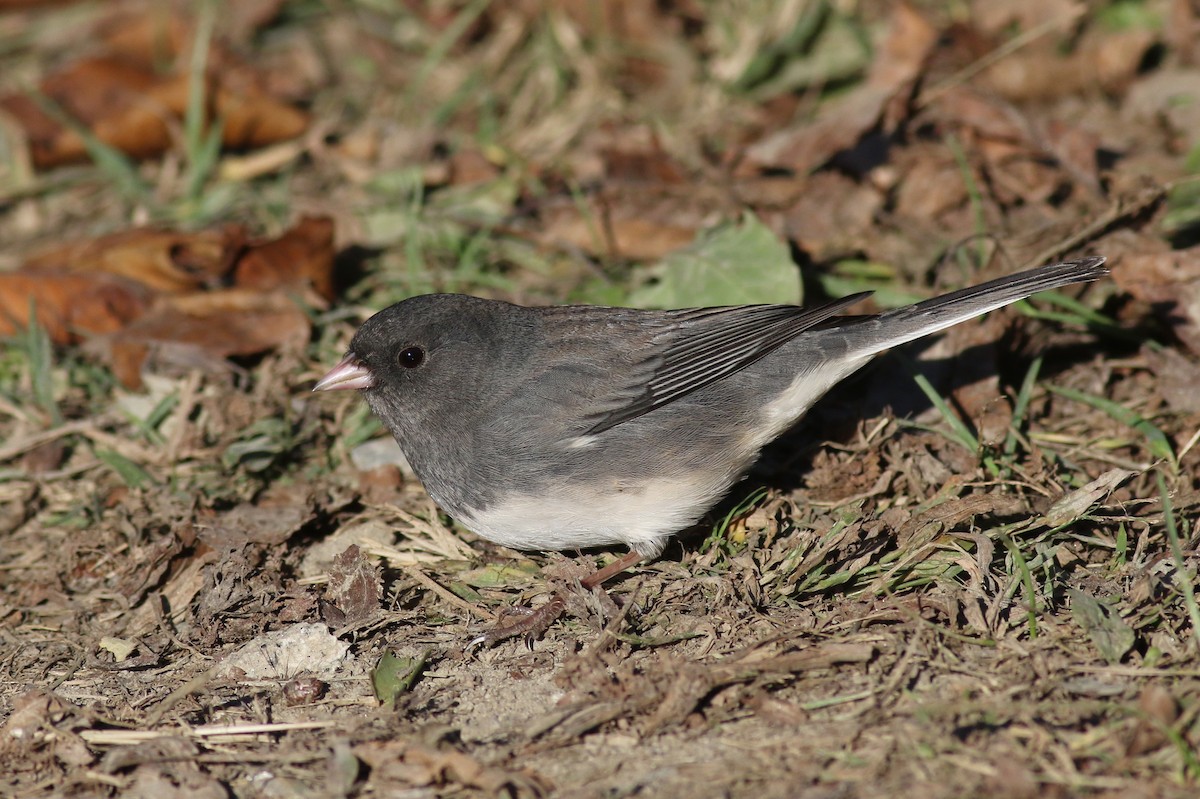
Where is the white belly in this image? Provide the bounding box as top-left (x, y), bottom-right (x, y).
top-left (456, 474), bottom-right (724, 558)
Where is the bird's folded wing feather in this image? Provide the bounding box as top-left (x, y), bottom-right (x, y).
top-left (564, 294), bottom-right (872, 435)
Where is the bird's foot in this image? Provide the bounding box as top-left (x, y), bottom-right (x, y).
top-left (466, 596), bottom-right (567, 651)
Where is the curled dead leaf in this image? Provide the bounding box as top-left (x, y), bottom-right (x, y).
top-left (5, 216), bottom-right (335, 388)
top-left (233, 215), bottom-right (337, 301)
top-left (23, 227), bottom-right (243, 295)
top-left (103, 289), bottom-right (310, 388)
top-left (97, 12), bottom-right (192, 65)
top-left (213, 82), bottom-right (310, 150)
top-left (785, 172), bottom-right (882, 260)
top-left (1044, 469), bottom-right (1135, 528)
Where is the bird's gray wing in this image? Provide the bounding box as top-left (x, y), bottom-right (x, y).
top-left (522, 257), bottom-right (1107, 440)
top-left (562, 293), bottom-right (872, 435)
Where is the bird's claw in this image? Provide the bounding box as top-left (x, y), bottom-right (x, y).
top-left (465, 597), bottom-right (566, 654)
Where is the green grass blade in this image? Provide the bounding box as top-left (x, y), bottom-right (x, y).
top-left (905, 366), bottom-right (980, 454)
top-left (1158, 470), bottom-right (1200, 653)
top-left (95, 448), bottom-right (153, 489)
top-left (183, 2), bottom-right (220, 205)
top-left (402, 0), bottom-right (491, 112)
top-left (1015, 294), bottom-right (1143, 344)
top-left (24, 88), bottom-right (148, 202)
top-left (1004, 355), bottom-right (1041, 458)
top-left (23, 301), bottom-right (62, 427)
top-left (946, 133), bottom-right (988, 270)
top-left (1047, 384), bottom-right (1176, 467)
top-left (1002, 535), bottom-right (1038, 639)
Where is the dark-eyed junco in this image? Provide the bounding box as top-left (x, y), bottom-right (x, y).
top-left (316, 257), bottom-right (1106, 640)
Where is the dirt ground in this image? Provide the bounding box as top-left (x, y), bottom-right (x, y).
top-left (2, 1), bottom-right (1200, 797)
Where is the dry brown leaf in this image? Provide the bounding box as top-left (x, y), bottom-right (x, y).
top-left (1041, 118), bottom-right (1102, 196)
top-left (538, 201), bottom-right (700, 261)
top-left (146, 287), bottom-right (310, 346)
top-left (990, 155), bottom-right (1068, 207)
top-left (981, 28), bottom-right (1156, 102)
top-left (8, 217), bottom-right (335, 387)
top-left (784, 171), bottom-right (882, 260)
top-left (105, 289), bottom-right (310, 388)
top-left (0, 690), bottom-right (93, 769)
top-left (921, 81), bottom-right (1102, 203)
top-left (211, 82), bottom-right (310, 150)
top-left (0, 272), bottom-right (151, 344)
top-left (354, 739), bottom-right (549, 795)
top-left (445, 147), bottom-right (503, 186)
top-left (198, 503), bottom-right (317, 549)
top-left (969, 0), bottom-right (1084, 35)
top-left (1147, 347), bottom-right (1200, 414)
top-left (892, 143), bottom-right (968, 223)
top-left (1125, 684), bottom-right (1180, 757)
top-left (324, 545), bottom-right (382, 626)
top-left (97, 5), bottom-right (312, 102)
top-left (925, 86), bottom-right (1028, 145)
top-left (23, 226), bottom-right (243, 294)
top-left (1113, 248), bottom-right (1200, 354)
top-left (600, 143), bottom-right (689, 184)
top-left (97, 12), bottom-right (191, 64)
top-left (23, 217), bottom-right (335, 301)
top-left (0, 33), bottom-right (308, 168)
top-left (1124, 68), bottom-right (1200, 141)
top-left (232, 215), bottom-right (337, 301)
top-left (0, 57), bottom-right (175, 167)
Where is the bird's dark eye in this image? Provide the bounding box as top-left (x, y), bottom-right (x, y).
top-left (398, 346), bottom-right (425, 369)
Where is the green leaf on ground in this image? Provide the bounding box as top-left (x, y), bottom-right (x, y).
top-left (372, 650), bottom-right (427, 708)
top-left (1068, 588), bottom-right (1135, 664)
top-left (95, 448), bottom-right (153, 488)
top-left (628, 213), bottom-right (802, 309)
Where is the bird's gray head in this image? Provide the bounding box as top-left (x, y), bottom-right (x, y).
top-left (313, 294), bottom-right (534, 433)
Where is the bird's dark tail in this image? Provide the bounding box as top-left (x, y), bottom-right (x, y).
top-left (831, 257), bottom-right (1108, 358)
